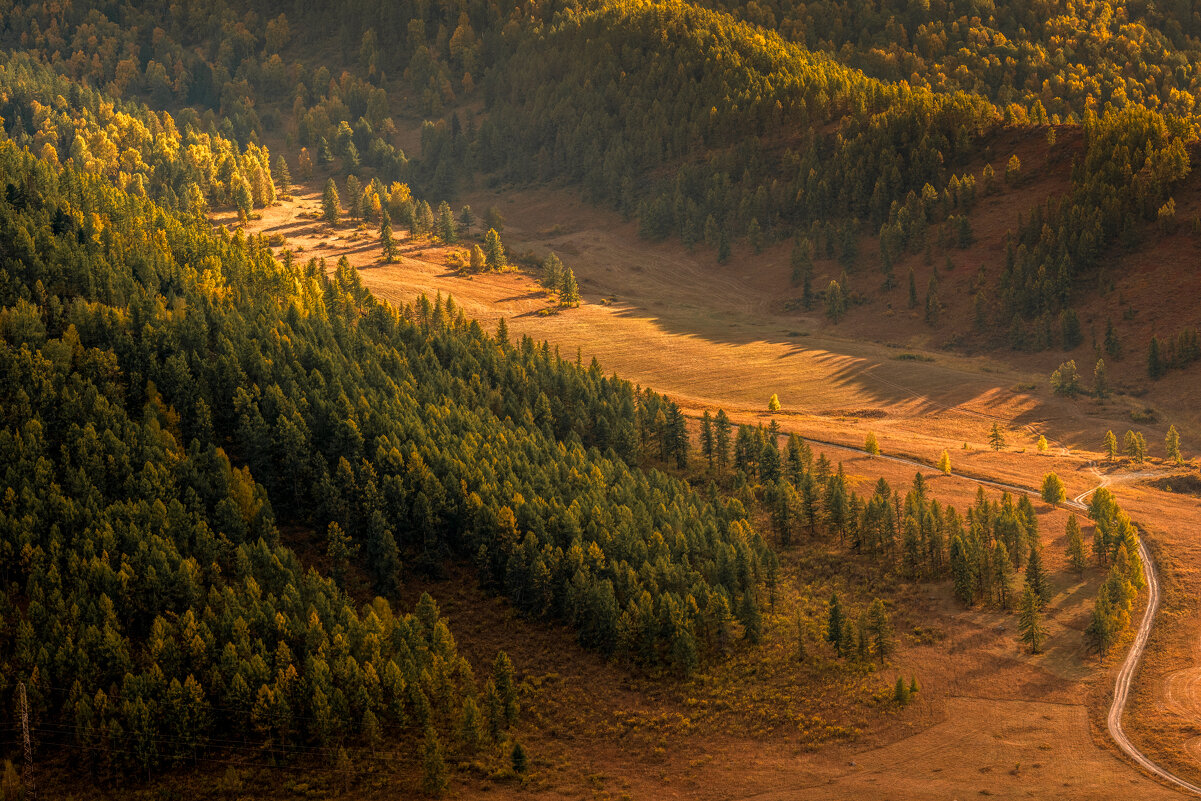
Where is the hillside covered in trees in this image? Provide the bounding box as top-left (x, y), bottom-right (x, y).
top-left (0, 0), bottom-right (1190, 795)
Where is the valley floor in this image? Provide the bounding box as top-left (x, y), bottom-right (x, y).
top-left (209, 185), bottom-right (1201, 800)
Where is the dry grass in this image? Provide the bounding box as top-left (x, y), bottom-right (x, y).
top-left (208, 179), bottom-right (1201, 799)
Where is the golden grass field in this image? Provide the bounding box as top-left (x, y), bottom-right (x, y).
top-left (210, 169), bottom-right (1201, 799)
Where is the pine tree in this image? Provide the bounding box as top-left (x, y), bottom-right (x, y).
top-left (1104, 430), bottom-right (1119, 461)
top-left (484, 228), bottom-right (506, 270)
top-left (1094, 358), bottom-right (1108, 398)
top-left (988, 423), bottom-right (1005, 451)
top-left (717, 229), bottom-right (731, 263)
top-left (938, 451), bottom-right (951, 475)
top-left (421, 725), bottom-right (448, 796)
top-left (1017, 584), bottom-right (1048, 654)
top-left (795, 612), bottom-right (808, 661)
top-left (701, 411), bottom-right (715, 469)
top-left (993, 540), bottom-right (1014, 608)
top-left (1085, 592), bottom-right (1116, 654)
top-left (924, 276), bottom-right (941, 325)
top-left (865, 432), bottom-right (880, 455)
top-left (322, 179), bottom-right (340, 224)
top-left (740, 591), bottom-right (763, 643)
top-left (541, 252), bottom-right (564, 290)
top-left (1041, 473), bottom-right (1066, 504)
top-left (894, 675), bottom-right (911, 705)
top-left (1149, 336), bottom-right (1164, 379)
top-left (436, 201), bottom-right (457, 242)
top-left (492, 651), bottom-right (519, 726)
top-left (1167, 425), bottom-right (1183, 464)
top-left (1104, 320), bottom-right (1122, 360)
top-left (768, 394), bottom-right (781, 412)
top-left (1066, 515), bottom-right (1087, 572)
top-left (714, 409), bottom-right (732, 473)
top-left (380, 212), bottom-right (396, 263)
top-left (326, 522), bottom-right (358, 585)
top-left (275, 155), bottom-right (291, 191)
top-left (826, 593), bottom-right (845, 654)
top-left (866, 598), bottom-right (893, 664)
top-left (560, 269), bottom-right (581, 306)
top-left (511, 741), bottom-right (528, 774)
top-left (825, 280), bottom-right (847, 322)
top-left (1025, 543), bottom-right (1050, 605)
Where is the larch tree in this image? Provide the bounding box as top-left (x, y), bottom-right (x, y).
top-left (1066, 515), bottom-right (1087, 572)
top-left (380, 211), bottom-right (396, 263)
top-left (484, 228), bottom-right (506, 270)
top-left (714, 409), bottom-right (732, 472)
top-left (469, 244), bottom-right (486, 272)
top-left (988, 423), bottom-right (1005, 451)
top-left (1041, 472), bottom-right (1066, 504)
top-left (1094, 358), bottom-right (1108, 398)
top-left (322, 178), bottom-right (340, 225)
top-left (1036, 435), bottom-right (1049, 453)
top-left (865, 432), bottom-right (880, 455)
top-left (1025, 542), bottom-right (1050, 605)
top-left (866, 598), bottom-right (893, 664)
top-left (938, 451), bottom-right (951, 475)
top-left (560, 268), bottom-right (581, 306)
top-left (701, 411), bottom-right (715, 469)
top-left (825, 280), bottom-right (847, 322)
top-left (1104, 430), bottom-right (1119, 460)
top-left (421, 725), bottom-right (448, 796)
top-left (1166, 425), bottom-right (1182, 464)
top-left (768, 394), bottom-right (781, 412)
top-left (1017, 584), bottom-right (1048, 654)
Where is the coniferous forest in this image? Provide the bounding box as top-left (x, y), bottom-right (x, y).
top-left (0, 0), bottom-right (1196, 797)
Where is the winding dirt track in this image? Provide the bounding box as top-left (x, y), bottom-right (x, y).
top-left (801, 440), bottom-right (1200, 796)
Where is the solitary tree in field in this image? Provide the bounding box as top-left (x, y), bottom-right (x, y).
top-left (483, 228), bottom-right (506, 270)
top-left (322, 178), bottom-right (340, 225)
top-left (768, 394), bottom-right (781, 412)
top-left (865, 432), bottom-right (880, 455)
top-left (1104, 430), bottom-right (1119, 461)
top-left (938, 450), bottom-right (951, 475)
top-left (1041, 472), bottom-right (1066, 504)
top-left (894, 676), bottom-right (911, 705)
top-left (1066, 515), bottom-right (1087, 572)
top-left (1017, 584), bottom-right (1048, 654)
top-left (1036, 435), bottom-right (1049, 453)
top-left (988, 423), bottom-right (1005, 451)
top-left (1166, 425), bottom-right (1183, 464)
